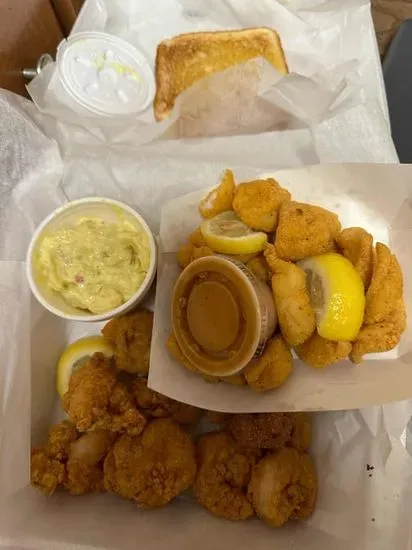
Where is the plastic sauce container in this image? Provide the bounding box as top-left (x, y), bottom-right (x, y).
top-left (56, 31), bottom-right (154, 118)
top-left (172, 256), bottom-right (277, 377)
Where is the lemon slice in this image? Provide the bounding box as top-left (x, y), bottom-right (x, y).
top-left (56, 336), bottom-right (114, 398)
top-left (299, 253), bottom-right (365, 341)
top-left (200, 211), bottom-right (267, 255)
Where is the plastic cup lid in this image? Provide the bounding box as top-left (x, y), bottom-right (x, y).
top-left (56, 31), bottom-right (155, 117)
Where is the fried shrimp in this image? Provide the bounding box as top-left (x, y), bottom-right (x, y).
top-left (335, 227), bottom-right (373, 289)
top-left (31, 448), bottom-right (66, 495)
top-left (226, 412), bottom-right (312, 452)
top-left (104, 419), bottom-right (196, 508)
top-left (232, 178), bottom-right (291, 232)
top-left (248, 448), bottom-right (317, 527)
top-left (47, 420), bottom-right (79, 459)
top-left (243, 334), bottom-right (292, 392)
top-left (364, 243), bottom-right (403, 325)
top-left (133, 377), bottom-right (201, 425)
top-left (199, 169), bottom-right (236, 219)
top-left (295, 332), bottom-right (352, 369)
top-left (275, 201), bottom-right (341, 261)
top-left (102, 309), bottom-right (153, 374)
top-left (193, 431), bottom-right (261, 521)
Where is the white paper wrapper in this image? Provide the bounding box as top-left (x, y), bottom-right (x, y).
top-left (150, 164), bottom-right (412, 412)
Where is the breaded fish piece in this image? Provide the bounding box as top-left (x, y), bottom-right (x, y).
top-left (248, 448), bottom-right (317, 527)
top-left (244, 334), bottom-right (292, 392)
top-left (199, 169), bottom-right (236, 219)
top-left (246, 254), bottom-right (271, 284)
top-left (364, 243), bottom-right (403, 325)
top-left (232, 178), bottom-right (291, 232)
top-left (351, 298), bottom-right (406, 363)
top-left (265, 247), bottom-right (316, 346)
top-left (275, 201), bottom-right (341, 261)
top-left (295, 332), bottom-right (352, 368)
top-left (335, 227), bottom-right (374, 289)
top-left (176, 242), bottom-right (215, 269)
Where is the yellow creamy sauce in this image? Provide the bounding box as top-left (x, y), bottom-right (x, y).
top-left (35, 217), bottom-right (150, 314)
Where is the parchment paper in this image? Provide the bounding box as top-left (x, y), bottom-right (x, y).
top-left (149, 164), bottom-right (412, 412)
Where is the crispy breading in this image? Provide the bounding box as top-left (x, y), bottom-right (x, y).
top-left (335, 227), bottom-right (374, 289)
top-left (244, 334), bottom-right (292, 392)
top-left (31, 448), bottom-right (65, 495)
top-left (104, 419), bottom-right (196, 508)
top-left (47, 421), bottom-right (78, 460)
top-left (63, 353), bottom-right (146, 435)
top-left (102, 309), bottom-right (153, 374)
top-left (226, 412), bottom-right (311, 452)
top-left (275, 201), bottom-right (341, 261)
top-left (248, 448), bottom-right (317, 527)
top-left (176, 242), bottom-right (215, 269)
top-left (295, 332), bottom-right (352, 368)
top-left (265, 247), bottom-right (315, 346)
top-left (351, 298), bottom-right (406, 363)
top-left (199, 169), bottom-right (236, 219)
top-left (364, 243), bottom-right (403, 325)
top-left (246, 254), bottom-right (271, 283)
top-left (193, 431), bottom-right (261, 521)
top-left (232, 178), bottom-right (291, 232)
top-left (133, 378), bottom-right (201, 425)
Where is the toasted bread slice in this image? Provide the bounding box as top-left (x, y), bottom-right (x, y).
top-left (154, 28), bottom-right (288, 121)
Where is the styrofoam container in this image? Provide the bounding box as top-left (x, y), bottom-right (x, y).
top-left (26, 197), bottom-right (157, 322)
top-left (56, 31), bottom-right (155, 117)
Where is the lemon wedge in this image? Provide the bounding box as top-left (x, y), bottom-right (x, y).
top-left (200, 211), bottom-right (267, 255)
top-left (56, 336), bottom-right (114, 398)
top-left (298, 253), bottom-right (365, 341)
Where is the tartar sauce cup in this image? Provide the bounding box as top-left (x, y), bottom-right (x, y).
top-left (26, 197), bottom-right (157, 322)
top-left (172, 255), bottom-right (277, 377)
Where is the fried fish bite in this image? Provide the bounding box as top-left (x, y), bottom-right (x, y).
top-left (193, 431), bottom-right (261, 521)
top-left (65, 430), bottom-right (117, 495)
top-left (335, 227), bottom-right (373, 289)
top-left (199, 169), bottom-right (236, 219)
top-left (351, 298), bottom-right (406, 363)
top-left (265, 247), bottom-right (315, 346)
top-left (248, 448), bottom-right (317, 527)
top-left (31, 448), bottom-right (66, 495)
top-left (63, 353), bottom-right (146, 435)
top-left (295, 332), bottom-right (352, 368)
top-left (232, 178), bottom-right (291, 232)
top-left (47, 420), bottom-right (79, 459)
top-left (364, 243), bottom-right (403, 325)
top-left (133, 377), bottom-right (201, 425)
top-left (246, 254), bottom-right (271, 284)
top-left (104, 419), bottom-right (196, 508)
top-left (275, 201), bottom-right (341, 261)
top-left (243, 334), bottom-right (292, 392)
top-left (176, 242), bottom-right (215, 269)
top-left (102, 309), bottom-right (153, 374)
top-left (226, 412), bottom-right (312, 452)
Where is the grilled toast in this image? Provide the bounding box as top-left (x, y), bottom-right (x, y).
top-left (154, 28), bottom-right (289, 121)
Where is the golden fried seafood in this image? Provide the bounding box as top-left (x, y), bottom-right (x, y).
top-left (246, 254), bottom-right (271, 283)
top-left (295, 332), bottom-right (352, 369)
top-left (65, 430), bottom-right (117, 495)
top-left (102, 309), bottom-right (153, 374)
top-left (63, 353), bottom-right (146, 435)
top-left (275, 201), bottom-right (341, 261)
top-left (104, 419), bottom-right (196, 508)
top-left (133, 378), bottom-right (201, 424)
top-left (248, 448), bottom-right (317, 527)
top-left (364, 243), bottom-right (403, 325)
top-left (226, 412), bottom-right (311, 452)
top-left (189, 227), bottom-right (208, 247)
top-left (335, 227), bottom-right (373, 289)
top-left (351, 298), bottom-right (406, 363)
top-left (232, 178), bottom-right (291, 232)
top-left (176, 242), bottom-right (215, 269)
top-left (31, 448), bottom-right (65, 495)
top-left (47, 420), bottom-right (79, 459)
top-left (199, 169), bottom-right (236, 219)
top-left (243, 334), bottom-right (292, 392)
top-left (265, 247), bottom-right (315, 346)
top-left (193, 431), bottom-right (261, 521)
